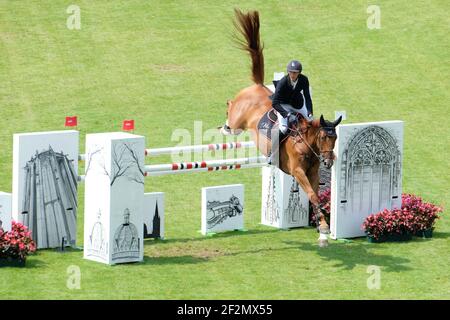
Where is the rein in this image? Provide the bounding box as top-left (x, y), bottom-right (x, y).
top-left (292, 126), bottom-right (334, 164)
top-left (266, 110), bottom-right (335, 164)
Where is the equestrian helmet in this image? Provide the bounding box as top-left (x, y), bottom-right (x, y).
top-left (287, 60), bottom-right (302, 73)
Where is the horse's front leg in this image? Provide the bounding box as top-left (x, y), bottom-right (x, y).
top-left (307, 161), bottom-right (330, 244)
top-left (292, 166), bottom-right (329, 248)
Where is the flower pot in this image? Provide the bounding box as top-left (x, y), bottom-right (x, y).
top-left (0, 257), bottom-right (26, 268)
top-left (367, 235), bottom-right (387, 243)
top-left (388, 233), bottom-right (412, 242)
top-left (367, 233), bottom-right (412, 243)
top-left (414, 228), bottom-right (433, 238)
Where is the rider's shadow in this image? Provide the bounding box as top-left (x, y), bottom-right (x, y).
top-left (283, 240), bottom-right (413, 272)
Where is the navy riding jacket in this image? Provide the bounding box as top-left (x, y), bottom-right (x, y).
top-left (272, 74), bottom-right (313, 117)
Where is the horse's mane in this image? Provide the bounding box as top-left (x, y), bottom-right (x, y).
top-left (233, 9), bottom-right (264, 85)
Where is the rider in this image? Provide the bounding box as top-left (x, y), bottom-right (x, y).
top-left (268, 59), bottom-right (314, 165)
top-left (273, 59), bottom-right (313, 132)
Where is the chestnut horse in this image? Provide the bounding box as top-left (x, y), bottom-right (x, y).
top-left (220, 9), bottom-right (342, 247)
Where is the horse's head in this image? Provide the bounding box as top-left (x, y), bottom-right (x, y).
top-left (317, 115), bottom-right (342, 169)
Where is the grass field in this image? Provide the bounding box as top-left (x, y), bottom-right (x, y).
top-left (0, 0), bottom-right (449, 299)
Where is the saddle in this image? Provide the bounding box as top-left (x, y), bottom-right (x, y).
top-left (257, 108), bottom-right (308, 144)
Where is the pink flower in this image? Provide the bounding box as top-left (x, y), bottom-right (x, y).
top-left (0, 221), bottom-right (36, 259)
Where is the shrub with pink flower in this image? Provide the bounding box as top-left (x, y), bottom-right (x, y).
top-left (362, 208), bottom-right (414, 239)
top-left (401, 194), bottom-right (442, 232)
top-left (362, 194), bottom-right (443, 239)
top-left (307, 189), bottom-right (443, 239)
top-left (0, 221), bottom-right (36, 261)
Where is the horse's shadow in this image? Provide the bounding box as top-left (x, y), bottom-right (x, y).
top-left (138, 229), bottom-right (283, 266)
top-left (148, 228), bottom-right (282, 245)
top-left (137, 239), bottom-right (413, 271)
top-left (283, 240), bottom-right (413, 272)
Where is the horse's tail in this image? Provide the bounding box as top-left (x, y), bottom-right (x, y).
top-left (233, 9), bottom-right (264, 85)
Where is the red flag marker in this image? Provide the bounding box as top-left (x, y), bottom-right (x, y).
top-left (65, 116), bottom-right (78, 127)
top-left (122, 119), bottom-right (135, 131)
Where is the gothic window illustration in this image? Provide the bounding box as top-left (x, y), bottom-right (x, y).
top-left (340, 125), bottom-right (402, 216)
top-left (112, 208), bottom-right (140, 261)
top-left (20, 146), bottom-right (78, 249)
top-left (207, 195), bottom-right (243, 229)
top-left (87, 210), bottom-right (108, 260)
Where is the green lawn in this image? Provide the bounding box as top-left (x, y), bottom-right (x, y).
top-left (0, 0), bottom-right (449, 299)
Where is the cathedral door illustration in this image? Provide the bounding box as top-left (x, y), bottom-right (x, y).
top-left (338, 126), bottom-right (402, 235)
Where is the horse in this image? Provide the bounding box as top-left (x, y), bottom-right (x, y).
top-left (220, 9), bottom-right (342, 247)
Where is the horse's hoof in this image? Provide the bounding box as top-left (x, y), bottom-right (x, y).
top-left (319, 226), bottom-right (330, 234)
top-left (318, 239), bottom-right (329, 248)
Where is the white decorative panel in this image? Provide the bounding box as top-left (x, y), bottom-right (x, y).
top-left (144, 192), bottom-right (164, 239)
top-left (331, 121), bottom-right (403, 239)
top-left (201, 184), bottom-right (244, 235)
top-left (83, 132), bottom-right (145, 265)
top-left (261, 166), bottom-right (309, 229)
top-left (0, 192), bottom-right (12, 232)
top-left (12, 130), bottom-right (79, 249)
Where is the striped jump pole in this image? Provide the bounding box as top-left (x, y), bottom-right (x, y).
top-left (144, 156), bottom-right (267, 174)
top-left (144, 162), bottom-right (266, 177)
top-left (79, 162), bottom-right (266, 180)
top-left (78, 141), bottom-right (255, 161)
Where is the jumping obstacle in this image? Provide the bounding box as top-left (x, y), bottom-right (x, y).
top-left (20, 130), bottom-right (310, 265)
top-left (79, 133), bottom-right (272, 265)
top-left (83, 132), bottom-right (145, 265)
top-left (78, 162), bottom-right (265, 180)
top-left (146, 163), bottom-right (265, 177)
top-left (77, 141), bottom-right (262, 180)
top-left (7, 115), bottom-right (404, 265)
top-left (143, 156), bottom-right (266, 174)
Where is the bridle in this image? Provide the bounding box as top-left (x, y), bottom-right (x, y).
top-left (267, 110), bottom-right (337, 165)
top-left (291, 125), bottom-right (336, 165)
